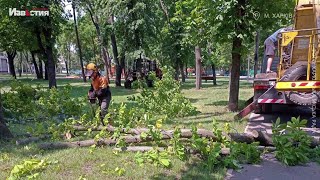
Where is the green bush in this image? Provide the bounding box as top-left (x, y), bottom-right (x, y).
top-left (129, 67), bottom-right (197, 119)
top-left (2, 81), bottom-right (86, 123)
top-left (272, 117), bottom-right (312, 166)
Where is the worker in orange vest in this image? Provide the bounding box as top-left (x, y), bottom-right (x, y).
top-left (85, 63), bottom-right (112, 125)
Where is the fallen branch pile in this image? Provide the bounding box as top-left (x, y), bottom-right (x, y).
top-left (36, 125), bottom-right (303, 150)
top-left (15, 125), bottom-right (318, 152)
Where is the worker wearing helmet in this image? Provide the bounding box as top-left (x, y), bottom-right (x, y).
top-left (86, 63), bottom-right (111, 126)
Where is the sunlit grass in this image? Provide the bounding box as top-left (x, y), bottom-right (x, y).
top-left (0, 76), bottom-right (253, 179)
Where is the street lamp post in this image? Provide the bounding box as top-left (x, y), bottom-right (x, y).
top-left (69, 0), bottom-right (86, 82)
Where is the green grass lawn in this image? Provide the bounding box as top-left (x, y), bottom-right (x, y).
top-left (0, 76), bottom-right (252, 179)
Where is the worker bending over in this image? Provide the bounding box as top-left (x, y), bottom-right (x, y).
top-left (85, 63), bottom-right (112, 125)
top-left (264, 27), bottom-right (292, 73)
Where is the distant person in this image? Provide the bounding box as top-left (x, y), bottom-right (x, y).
top-left (85, 63), bottom-right (112, 126)
top-left (264, 27), bottom-right (293, 73)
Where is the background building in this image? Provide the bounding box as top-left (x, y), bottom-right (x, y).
top-left (0, 52), bottom-right (9, 73)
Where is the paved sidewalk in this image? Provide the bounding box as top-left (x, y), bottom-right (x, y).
top-left (228, 106), bottom-right (320, 180)
top-left (225, 154), bottom-right (320, 180)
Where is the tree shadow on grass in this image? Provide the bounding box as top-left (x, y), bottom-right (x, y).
top-left (187, 98), bottom-right (208, 103)
top-left (166, 112), bottom-right (233, 126)
top-left (205, 100), bottom-right (248, 110)
top-left (181, 82), bottom-right (226, 91)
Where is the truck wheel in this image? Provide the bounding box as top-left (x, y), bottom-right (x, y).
top-left (254, 104), bottom-right (272, 114)
top-left (282, 61), bottom-right (320, 105)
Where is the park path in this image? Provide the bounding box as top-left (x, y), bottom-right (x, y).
top-left (226, 105), bottom-right (320, 180)
top-left (225, 153), bottom-right (320, 180)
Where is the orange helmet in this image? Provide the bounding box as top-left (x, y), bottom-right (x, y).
top-left (85, 63), bottom-right (98, 77)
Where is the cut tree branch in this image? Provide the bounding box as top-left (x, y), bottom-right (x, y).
top-left (38, 127), bottom-right (276, 150)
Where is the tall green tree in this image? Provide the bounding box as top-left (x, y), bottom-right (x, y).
top-left (0, 0), bottom-right (66, 88)
top-left (82, 0), bottom-right (112, 79)
top-left (172, 0), bottom-right (216, 88)
top-left (107, 0), bottom-right (161, 72)
top-left (78, 15), bottom-right (100, 64)
top-left (213, 0), bottom-right (295, 111)
top-left (57, 21), bottom-right (75, 76)
top-left (0, 16), bottom-right (25, 79)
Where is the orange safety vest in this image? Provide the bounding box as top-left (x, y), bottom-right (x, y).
top-left (91, 76), bottom-right (109, 91)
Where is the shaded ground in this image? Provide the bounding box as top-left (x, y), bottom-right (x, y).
top-left (245, 105), bottom-right (320, 137)
top-left (228, 105), bottom-right (320, 180)
top-left (226, 154), bottom-right (320, 180)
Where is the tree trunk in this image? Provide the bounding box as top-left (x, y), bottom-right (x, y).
top-left (39, 128), bottom-right (218, 150)
top-left (31, 51), bottom-right (41, 79)
top-left (72, 3), bottom-right (86, 83)
top-left (211, 64), bottom-right (217, 85)
top-left (18, 52), bottom-right (23, 77)
top-left (66, 45), bottom-right (71, 76)
top-left (44, 61), bottom-right (48, 80)
top-left (185, 64), bottom-right (188, 78)
top-left (87, 4), bottom-right (110, 80)
top-left (0, 93), bottom-right (13, 139)
top-left (102, 46), bottom-right (111, 80)
top-left (180, 61), bottom-right (185, 82)
top-left (65, 60), bottom-right (69, 76)
top-left (6, 51), bottom-right (16, 79)
top-left (38, 58), bottom-right (44, 79)
top-left (24, 52), bottom-right (29, 74)
top-left (120, 53), bottom-right (126, 78)
top-left (174, 61), bottom-right (179, 80)
top-left (100, 38), bottom-right (110, 79)
top-left (38, 126), bottom-right (301, 150)
top-left (229, 38), bottom-right (241, 111)
top-left (109, 16), bottom-right (121, 86)
top-left (91, 36), bottom-right (97, 63)
top-left (195, 46), bottom-right (202, 90)
top-left (228, 0), bottom-right (245, 111)
top-left (35, 25), bottom-right (54, 84)
top-left (46, 45), bottom-right (56, 88)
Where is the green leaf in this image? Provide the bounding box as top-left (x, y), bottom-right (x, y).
top-left (275, 118), bottom-right (281, 125)
top-left (140, 132), bottom-right (148, 139)
top-left (300, 119), bottom-right (308, 126)
top-left (159, 158), bottom-right (171, 168)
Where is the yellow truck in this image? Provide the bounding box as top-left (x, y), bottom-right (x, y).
top-left (237, 0), bottom-right (320, 118)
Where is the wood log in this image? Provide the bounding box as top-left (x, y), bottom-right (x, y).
top-left (229, 131), bottom-right (274, 146)
top-left (16, 135), bottom-right (49, 145)
top-left (73, 125), bottom-right (217, 140)
top-left (73, 125), bottom-right (147, 135)
top-left (74, 125), bottom-right (275, 146)
top-left (37, 131), bottom-right (271, 150)
top-left (228, 133), bottom-right (256, 143)
top-left (251, 130), bottom-right (273, 146)
top-left (112, 146), bottom-right (271, 155)
top-left (310, 137), bottom-right (320, 148)
top-left (38, 125), bottom-right (320, 150)
top-left (113, 146), bottom-right (164, 152)
top-left (38, 128), bottom-right (217, 150)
